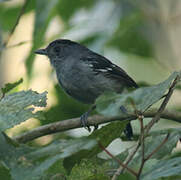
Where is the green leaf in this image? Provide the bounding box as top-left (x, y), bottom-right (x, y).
top-left (41, 160), bottom-right (66, 180)
top-left (26, 138), bottom-right (96, 161)
top-left (0, 133), bottom-right (96, 180)
top-left (143, 132), bottom-right (179, 159)
top-left (68, 159), bottom-right (109, 180)
top-left (108, 12), bottom-right (153, 57)
top-left (0, 5), bottom-right (21, 31)
top-left (161, 175), bottom-right (181, 180)
top-left (57, 0), bottom-right (95, 21)
top-left (34, 0), bottom-right (58, 42)
top-left (108, 150), bottom-right (129, 169)
top-left (1, 78), bottom-right (23, 95)
top-left (63, 0), bottom-right (121, 44)
top-left (96, 91), bottom-right (124, 117)
top-left (0, 1), bottom-right (35, 32)
top-left (141, 157), bottom-right (181, 180)
top-left (0, 162), bottom-right (11, 180)
top-left (89, 121), bottom-right (127, 148)
top-left (63, 121), bottom-right (128, 172)
top-left (132, 131), bottom-right (180, 169)
top-left (0, 90), bottom-right (47, 131)
top-left (118, 173), bottom-right (135, 180)
top-left (96, 72), bottom-right (180, 117)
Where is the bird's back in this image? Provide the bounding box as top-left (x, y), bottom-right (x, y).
top-left (55, 47), bottom-right (137, 104)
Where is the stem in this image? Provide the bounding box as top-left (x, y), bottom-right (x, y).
top-left (112, 141), bottom-right (141, 180)
top-left (137, 115), bottom-right (145, 177)
top-left (136, 133), bottom-right (169, 179)
top-left (136, 76), bottom-right (179, 179)
top-left (145, 76), bottom-right (180, 135)
top-left (145, 133), bottom-right (170, 161)
top-left (98, 142), bottom-right (138, 177)
top-left (3, 0), bottom-right (29, 47)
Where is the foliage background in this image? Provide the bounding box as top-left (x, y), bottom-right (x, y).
top-left (0, 0), bottom-right (181, 179)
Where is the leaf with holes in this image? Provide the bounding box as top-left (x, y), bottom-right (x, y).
top-left (0, 90), bottom-right (47, 131)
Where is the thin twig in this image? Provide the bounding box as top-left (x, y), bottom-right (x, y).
top-left (112, 103), bottom-right (144, 180)
top-left (6, 40), bottom-right (30, 48)
top-left (98, 142), bottom-right (138, 177)
top-left (13, 109), bottom-right (181, 144)
top-left (112, 75), bottom-right (180, 180)
top-left (112, 141), bottom-right (141, 180)
top-left (123, 141), bottom-right (141, 170)
top-left (145, 76), bottom-right (180, 135)
top-left (145, 133), bottom-right (170, 161)
top-left (137, 115), bottom-right (145, 178)
top-left (3, 0), bottom-right (29, 47)
top-left (137, 76), bottom-right (179, 179)
top-left (136, 134), bottom-right (170, 179)
top-left (137, 76), bottom-right (180, 179)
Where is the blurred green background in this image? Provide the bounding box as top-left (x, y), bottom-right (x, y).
top-left (0, 0), bottom-right (181, 145)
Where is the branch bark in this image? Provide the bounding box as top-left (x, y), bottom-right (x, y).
top-left (14, 109), bottom-right (181, 143)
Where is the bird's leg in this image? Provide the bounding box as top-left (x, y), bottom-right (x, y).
top-left (124, 122), bottom-right (133, 140)
top-left (120, 105), bottom-right (133, 140)
top-left (80, 105), bottom-right (96, 132)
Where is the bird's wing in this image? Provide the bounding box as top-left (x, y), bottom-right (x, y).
top-left (82, 53), bottom-right (138, 88)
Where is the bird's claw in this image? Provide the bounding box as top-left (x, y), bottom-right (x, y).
top-left (80, 112), bottom-right (91, 132)
top-left (93, 124), bottom-right (98, 131)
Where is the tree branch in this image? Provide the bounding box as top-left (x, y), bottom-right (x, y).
top-left (13, 109), bottom-right (181, 143)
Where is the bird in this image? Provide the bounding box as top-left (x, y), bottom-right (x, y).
top-left (35, 39), bottom-right (138, 137)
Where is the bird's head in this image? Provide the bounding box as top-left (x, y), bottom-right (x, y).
top-left (35, 39), bottom-right (85, 65)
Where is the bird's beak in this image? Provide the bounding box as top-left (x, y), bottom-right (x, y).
top-left (34, 48), bottom-right (47, 55)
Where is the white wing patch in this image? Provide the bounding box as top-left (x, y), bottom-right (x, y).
top-left (107, 67), bottom-right (113, 71)
top-left (98, 69), bottom-right (108, 72)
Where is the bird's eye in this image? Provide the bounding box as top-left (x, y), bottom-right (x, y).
top-left (54, 47), bottom-right (60, 54)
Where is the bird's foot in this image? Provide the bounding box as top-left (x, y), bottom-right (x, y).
top-left (120, 105), bottom-right (133, 140)
top-left (93, 124), bottom-right (98, 131)
top-left (80, 112), bottom-right (91, 132)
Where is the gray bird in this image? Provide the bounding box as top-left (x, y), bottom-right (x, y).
top-left (35, 39), bottom-right (138, 135)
